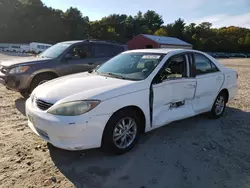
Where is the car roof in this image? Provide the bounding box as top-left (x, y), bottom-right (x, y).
top-left (60, 40), bottom-right (124, 46)
top-left (122, 48), bottom-right (226, 71)
top-left (122, 48), bottom-right (202, 54)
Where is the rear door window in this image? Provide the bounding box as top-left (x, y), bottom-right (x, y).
top-left (93, 44), bottom-right (115, 58)
top-left (194, 53), bottom-right (219, 75)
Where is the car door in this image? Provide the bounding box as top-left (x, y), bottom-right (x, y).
top-left (152, 53), bottom-right (197, 128)
top-left (59, 43), bottom-right (96, 75)
top-left (191, 53), bottom-right (224, 113)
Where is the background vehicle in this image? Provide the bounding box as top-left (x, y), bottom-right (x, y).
top-left (30, 42), bottom-right (52, 54)
top-left (0, 40), bottom-right (126, 97)
top-left (7, 44), bottom-right (30, 53)
top-left (9, 45), bottom-right (22, 53)
top-left (26, 49), bottom-right (238, 154)
top-left (20, 45), bottom-right (31, 53)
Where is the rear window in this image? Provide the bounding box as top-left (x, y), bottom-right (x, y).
top-left (93, 44), bottom-right (115, 57)
top-left (113, 45), bottom-right (125, 54)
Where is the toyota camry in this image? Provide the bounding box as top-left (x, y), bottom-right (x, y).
top-left (25, 49), bottom-right (238, 154)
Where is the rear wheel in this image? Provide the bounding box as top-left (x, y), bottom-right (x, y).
top-left (210, 92), bottom-right (226, 118)
top-left (30, 73), bottom-right (56, 94)
top-left (102, 109), bottom-right (141, 154)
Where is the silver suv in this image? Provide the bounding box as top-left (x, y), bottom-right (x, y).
top-left (0, 40), bottom-right (127, 97)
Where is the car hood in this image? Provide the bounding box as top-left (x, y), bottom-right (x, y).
top-left (0, 56), bottom-right (51, 67)
top-left (33, 73), bottom-right (146, 104)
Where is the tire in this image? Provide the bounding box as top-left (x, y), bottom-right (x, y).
top-left (20, 92), bottom-right (30, 99)
top-left (102, 109), bottom-right (142, 154)
top-left (30, 74), bottom-right (56, 93)
top-left (210, 92), bottom-right (226, 119)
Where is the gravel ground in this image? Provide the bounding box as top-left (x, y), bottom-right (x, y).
top-left (0, 53), bottom-right (250, 188)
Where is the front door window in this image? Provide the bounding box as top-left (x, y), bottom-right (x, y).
top-left (67, 44), bottom-right (92, 60)
top-left (154, 55), bottom-right (187, 84)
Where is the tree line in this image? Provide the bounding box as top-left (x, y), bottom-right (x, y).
top-left (1, 0), bottom-right (250, 52)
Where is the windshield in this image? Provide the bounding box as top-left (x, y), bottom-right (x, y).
top-left (39, 43), bottom-right (71, 58)
top-left (96, 52), bottom-right (165, 81)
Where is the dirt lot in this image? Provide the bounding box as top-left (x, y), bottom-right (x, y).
top-left (0, 53), bottom-right (250, 188)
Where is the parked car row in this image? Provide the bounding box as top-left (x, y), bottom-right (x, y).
top-left (207, 52), bottom-right (250, 58)
top-left (0, 42), bottom-right (52, 54)
top-left (0, 41), bottom-right (238, 154)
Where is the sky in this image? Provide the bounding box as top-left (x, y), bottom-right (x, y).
top-left (42, 0), bottom-right (250, 28)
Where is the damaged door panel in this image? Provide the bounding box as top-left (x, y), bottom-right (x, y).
top-left (150, 53), bottom-right (197, 128)
top-left (152, 79), bottom-right (196, 127)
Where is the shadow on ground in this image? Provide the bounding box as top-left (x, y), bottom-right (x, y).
top-left (47, 107), bottom-right (250, 188)
top-left (15, 97), bottom-right (27, 116)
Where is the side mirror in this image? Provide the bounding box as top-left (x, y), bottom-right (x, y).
top-left (64, 53), bottom-right (73, 60)
top-left (88, 65), bottom-right (101, 73)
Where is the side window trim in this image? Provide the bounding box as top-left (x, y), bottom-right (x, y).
top-left (193, 52), bottom-right (220, 76)
top-left (185, 55), bottom-right (190, 77)
top-left (188, 53), bottom-right (196, 78)
top-left (152, 52), bottom-right (190, 85)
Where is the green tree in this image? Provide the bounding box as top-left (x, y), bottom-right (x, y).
top-left (245, 33), bottom-right (250, 45)
top-left (0, 2), bottom-right (250, 53)
top-left (154, 28), bottom-right (168, 36)
top-left (63, 7), bottom-right (89, 40)
top-left (143, 10), bottom-right (164, 33)
top-left (172, 18), bottom-right (185, 39)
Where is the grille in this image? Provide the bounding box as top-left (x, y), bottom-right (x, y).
top-left (36, 99), bottom-right (53, 111)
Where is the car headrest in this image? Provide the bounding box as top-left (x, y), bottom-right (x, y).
top-left (144, 61), bottom-right (155, 70)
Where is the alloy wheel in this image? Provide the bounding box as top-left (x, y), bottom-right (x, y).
top-left (112, 117), bottom-right (137, 149)
top-left (215, 96), bottom-right (225, 115)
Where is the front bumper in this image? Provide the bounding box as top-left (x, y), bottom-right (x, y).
top-left (0, 71), bottom-right (31, 92)
top-left (25, 98), bottom-right (111, 151)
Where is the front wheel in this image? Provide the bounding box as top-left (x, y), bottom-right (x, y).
top-left (30, 74), bottom-right (56, 94)
top-left (210, 92), bottom-right (226, 118)
top-left (102, 109), bottom-right (141, 154)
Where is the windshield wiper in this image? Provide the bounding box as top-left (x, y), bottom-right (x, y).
top-left (103, 72), bottom-right (125, 79)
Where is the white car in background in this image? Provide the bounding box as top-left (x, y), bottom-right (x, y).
top-left (25, 49), bottom-right (238, 154)
top-left (30, 42), bottom-right (52, 54)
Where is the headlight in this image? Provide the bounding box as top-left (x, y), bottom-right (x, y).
top-left (47, 100), bottom-right (101, 116)
top-left (9, 66), bottom-right (30, 74)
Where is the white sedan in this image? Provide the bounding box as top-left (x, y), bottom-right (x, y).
top-left (25, 49), bottom-right (238, 154)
